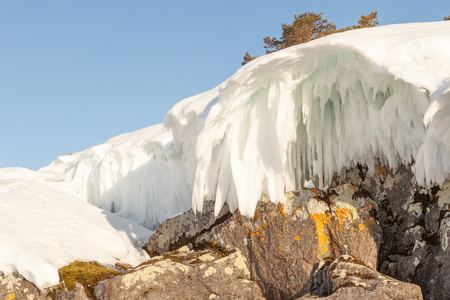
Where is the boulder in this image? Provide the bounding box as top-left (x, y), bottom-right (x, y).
top-left (297, 255), bottom-right (423, 300)
top-left (0, 272), bottom-right (44, 300)
top-left (0, 271), bottom-right (89, 300)
top-left (96, 245), bottom-right (264, 300)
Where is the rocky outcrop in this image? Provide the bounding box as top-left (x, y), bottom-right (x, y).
top-left (3, 163), bottom-right (450, 299)
top-left (96, 245), bottom-right (264, 300)
top-left (298, 255), bottom-right (423, 299)
top-left (146, 183), bottom-right (384, 299)
top-left (361, 165), bottom-right (450, 300)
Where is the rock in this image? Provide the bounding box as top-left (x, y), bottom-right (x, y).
top-left (0, 262), bottom-right (117, 300)
top-left (145, 200), bottom-right (232, 256)
top-left (358, 164), bottom-right (450, 300)
top-left (297, 255), bottom-right (423, 300)
top-left (147, 184), bottom-right (383, 299)
top-left (0, 272), bottom-right (45, 300)
top-left (97, 245), bottom-right (264, 300)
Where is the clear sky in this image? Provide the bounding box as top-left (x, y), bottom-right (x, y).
top-left (1, 0), bottom-right (448, 170)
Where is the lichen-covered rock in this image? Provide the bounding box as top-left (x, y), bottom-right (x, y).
top-left (147, 184), bottom-right (383, 299)
top-left (0, 271), bottom-right (89, 300)
top-left (297, 255), bottom-right (423, 300)
top-left (0, 272), bottom-right (45, 300)
top-left (353, 164), bottom-right (450, 300)
top-left (145, 200), bottom-right (232, 256)
top-left (96, 246), bottom-right (264, 300)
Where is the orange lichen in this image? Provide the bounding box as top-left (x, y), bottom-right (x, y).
top-left (334, 207), bottom-right (354, 231)
top-left (309, 212), bottom-right (332, 258)
top-left (250, 230), bottom-right (255, 237)
top-left (278, 203), bottom-right (286, 216)
top-left (359, 223), bottom-right (365, 231)
top-left (294, 235), bottom-right (300, 241)
top-left (263, 222), bottom-right (267, 228)
top-left (254, 209), bottom-right (262, 219)
top-left (261, 237), bottom-right (265, 242)
top-left (378, 162), bottom-right (387, 174)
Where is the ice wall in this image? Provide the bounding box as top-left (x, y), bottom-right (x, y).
top-left (41, 21), bottom-right (450, 225)
top-left (40, 124), bottom-right (192, 230)
top-left (170, 22), bottom-right (450, 217)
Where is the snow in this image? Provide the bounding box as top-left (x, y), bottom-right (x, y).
top-left (0, 169), bottom-right (152, 289)
top-left (1, 21), bottom-right (450, 290)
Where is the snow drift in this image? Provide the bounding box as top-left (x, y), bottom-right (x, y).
top-left (1, 21), bottom-right (450, 289)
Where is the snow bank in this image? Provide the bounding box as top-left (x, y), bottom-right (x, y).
top-left (0, 171), bottom-right (151, 289)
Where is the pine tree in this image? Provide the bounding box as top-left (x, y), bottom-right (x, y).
top-left (242, 12), bottom-right (378, 65)
top-left (242, 52), bottom-right (258, 66)
top-left (263, 12), bottom-right (337, 54)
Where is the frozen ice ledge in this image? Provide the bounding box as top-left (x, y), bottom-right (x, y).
top-left (40, 21), bottom-right (450, 229)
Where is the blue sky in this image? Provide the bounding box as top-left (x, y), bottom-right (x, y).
top-left (1, 1), bottom-right (449, 170)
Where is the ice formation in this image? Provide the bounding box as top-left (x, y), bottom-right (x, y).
top-left (33, 21), bottom-right (450, 221)
top-left (1, 21), bottom-right (450, 289)
top-left (185, 21), bottom-right (450, 216)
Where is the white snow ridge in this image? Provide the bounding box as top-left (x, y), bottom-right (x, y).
top-left (1, 21), bottom-right (450, 289)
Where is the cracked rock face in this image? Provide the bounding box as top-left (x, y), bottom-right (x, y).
top-left (147, 184), bottom-right (383, 299)
top-left (145, 200), bottom-right (232, 256)
top-left (96, 246), bottom-right (264, 300)
top-left (297, 255), bottom-right (423, 300)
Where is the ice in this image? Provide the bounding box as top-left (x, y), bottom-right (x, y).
top-left (40, 124), bottom-right (193, 230)
top-left (184, 21), bottom-right (450, 216)
top-left (1, 21), bottom-right (450, 289)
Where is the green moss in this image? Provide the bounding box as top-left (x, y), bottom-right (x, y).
top-left (58, 261), bottom-right (122, 299)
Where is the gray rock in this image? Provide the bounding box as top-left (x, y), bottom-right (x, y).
top-left (0, 272), bottom-right (89, 300)
top-left (145, 200), bottom-right (232, 256)
top-left (97, 245), bottom-right (264, 300)
top-left (297, 255), bottom-right (423, 300)
top-left (0, 272), bottom-right (45, 300)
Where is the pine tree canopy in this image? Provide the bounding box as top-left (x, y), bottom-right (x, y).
top-left (242, 11), bottom-right (379, 65)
